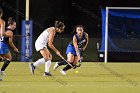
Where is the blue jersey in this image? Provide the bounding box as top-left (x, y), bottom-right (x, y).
top-left (66, 32), bottom-right (86, 56)
top-left (0, 36), bottom-right (9, 54)
top-left (0, 36), bottom-right (9, 44)
top-left (0, 28), bottom-right (10, 54)
top-left (75, 32), bottom-right (86, 48)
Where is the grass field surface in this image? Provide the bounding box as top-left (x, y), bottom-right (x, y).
top-left (0, 62), bottom-right (140, 93)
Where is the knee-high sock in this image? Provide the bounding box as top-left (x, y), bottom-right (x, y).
top-left (58, 59), bottom-right (67, 66)
top-left (63, 63), bottom-right (73, 71)
top-left (1, 59), bottom-right (10, 71)
top-left (33, 58), bottom-right (45, 67)
top-left (45, 60), bottom-right (51, 73)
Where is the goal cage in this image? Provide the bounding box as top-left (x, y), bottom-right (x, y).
top-left (99, 7), bottom-right (140, 62)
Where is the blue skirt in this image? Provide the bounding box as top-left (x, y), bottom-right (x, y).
top-left (0, 42), bottom-right (9, 54)
top-left (66, 44), bottom-right (77, 56)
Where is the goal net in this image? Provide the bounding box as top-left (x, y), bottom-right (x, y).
top-left (100, 7), bottom-right (140, 62)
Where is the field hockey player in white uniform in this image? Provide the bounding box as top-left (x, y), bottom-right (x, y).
top-left (29, 21), bottom-right (65, 76)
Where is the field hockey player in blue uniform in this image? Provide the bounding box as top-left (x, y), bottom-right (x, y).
top-left (53, 25), bottom-right (88, 75)
top-left (0, 17), bottom-right (18, 79)
top-left (0, 8), bottom-right (7, 38)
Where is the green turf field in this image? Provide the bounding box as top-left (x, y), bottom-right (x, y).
top-left (0, 62), bottom-right (140, 93)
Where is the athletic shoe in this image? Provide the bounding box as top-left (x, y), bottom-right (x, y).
top-left (73, 65), bottom-right (77, 69)
top-left (60, 69), bottom-right (66, 75)
top-left (0, 75), bottom-right (2, 81)
top-left (1, 71), bottom-right (6, 76)
top-left (53, 62), bottom-right (59, 71)
top-left (0, 69), bottom-right (2, 81)
top-left (29, 63), bottom-right (35, 74)
top-left (43, 72), bottom-right (52, 76)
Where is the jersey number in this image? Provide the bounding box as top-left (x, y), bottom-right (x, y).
top-left (0, 36), bottom-right (4, 42)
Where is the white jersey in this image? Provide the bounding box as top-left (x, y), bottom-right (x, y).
top-left (35, 27), bottom-right (54, 51)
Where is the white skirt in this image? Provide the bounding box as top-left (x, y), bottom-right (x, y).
top-left (35, 40), bottom-right (47, 51)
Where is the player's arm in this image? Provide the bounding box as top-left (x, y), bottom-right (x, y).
top-left (6, 31), bottom-right (18, 52)
top-left (48, 29), bottom-right (64, 59)
top-left (0, 20), bottom-right (6, 37)
top-left (83, 33), bottom-right (89, 51)
top-left (73, 35), bottom-right (80, 58)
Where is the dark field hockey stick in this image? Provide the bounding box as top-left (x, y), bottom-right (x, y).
top-left (17, 51), bottom-right (32, 59)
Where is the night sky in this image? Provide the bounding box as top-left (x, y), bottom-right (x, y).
top-left (0, 0), bottom-right (140, 37)
top-left (1, 0), bottom-right (140, 61)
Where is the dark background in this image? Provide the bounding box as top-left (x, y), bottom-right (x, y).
top-left (0, 0), bottom-right (140, 62)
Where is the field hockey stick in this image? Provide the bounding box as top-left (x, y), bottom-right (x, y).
top-left (14, 33), bottom-right (30, 37)
top-left (76, 60), bottom-right (82, 67)
top-left (58, 53), bottom-right (74, 68)
top-left (7, 46), bottom-right (31, 59)
top-left (17, 51), bottom-right (32, 59)
top-left (62, 58), bottom-right (75, 68)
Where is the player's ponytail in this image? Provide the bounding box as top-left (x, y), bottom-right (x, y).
top-left (8, 17), bottom-right (15, 26)
top-left (0, 7), bottom-right (3, 18)
top-left (55, 21), bottom-right (65, 29)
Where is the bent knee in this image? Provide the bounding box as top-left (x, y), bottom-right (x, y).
top-left (7, 56), bottom-right (12, 61)
top-left (44, 56), bottom-right (50, 61)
